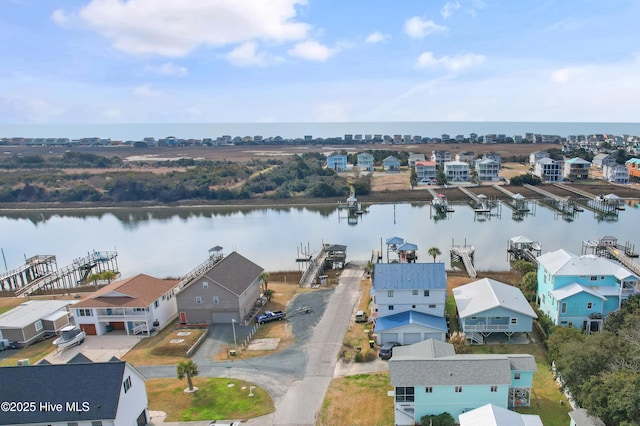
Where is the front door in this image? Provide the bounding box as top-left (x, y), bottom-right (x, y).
top-left (179, 312), bottom-right (187, 324)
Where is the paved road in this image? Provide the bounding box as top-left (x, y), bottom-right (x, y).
top-left (139, 261), bottom-right (366, 426)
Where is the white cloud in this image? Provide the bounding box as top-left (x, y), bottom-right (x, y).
top-left (416, 52), bottom-right (485, 72)
top-left (133, 84), bottom-right (162, 97)
top-left (50, 9), bottom-right (70, 27)
top-left (441, 2), bottom-right (460, 19)
top-left (288, 40), bottom-right (335, 62)
top-left (365, 32), bottom-right (388, 44)
top-left (70, 0), bottom-right (310, 57)
top-left (404, 17), bottom-right (447, 39)
top-left (148, 62), bottom-right (188, 77)
top-left (226, 42), bottom-right (267, 67)
top-left (550, 67), bottom-right (585, 84)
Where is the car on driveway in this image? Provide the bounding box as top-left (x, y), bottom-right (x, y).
top-left (378, 342), bottom-right (400, 360)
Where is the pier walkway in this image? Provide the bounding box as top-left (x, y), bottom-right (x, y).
top-left (451, 244), bottom-right (476, 279)
top-left (606, 246), bottom-right (640, 276)
top-left (299, 247), bottom-right (328, 288)
top-left (524, 184), bottom-right (576, 214)
top-left (554, 183), bottom-right (619, 215)
top-left (492, 185), bottom-right (530, 211)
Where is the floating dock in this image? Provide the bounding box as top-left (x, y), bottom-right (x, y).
top-left (553, 183), bottom-right (619, 216)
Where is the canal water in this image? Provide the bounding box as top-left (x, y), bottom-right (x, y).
top-left (1, 200), bottom-right (639, 279)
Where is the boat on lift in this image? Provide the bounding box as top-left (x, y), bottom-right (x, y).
top-left (53, 325), bottom-right (86, 349)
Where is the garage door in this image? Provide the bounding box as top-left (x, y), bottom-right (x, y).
top-left (80, 324), bottom-right (96, 335)
top-left (110, 322), bottom-right (126, 330)
top-left (403, 333), bottom-right (421, 345)
top-left (381, 333), bottom-right (398, 344)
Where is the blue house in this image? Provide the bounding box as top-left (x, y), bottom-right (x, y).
top-left (389, 339), bottom-right (536, 425)
top-left (536, 249), bottom-right (639, 333)
top-left (375, 310), bottom-right (447, 345)
top-left (326, 152), bottom-right (348, 172)
top-left (383, 155), bottom-right (401, 172)
top-left (356, 152), bottom-right (374, 171)
top-left (453, 278), bottom-right (537, 344)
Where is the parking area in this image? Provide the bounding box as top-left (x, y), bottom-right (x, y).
top-left (42, 333), bottom-right (142, 364)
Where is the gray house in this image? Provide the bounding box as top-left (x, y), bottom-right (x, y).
top-left (0, 300), bottom-right (72, 347)
top-left (383, 155), bottom-right (401, 172)
top-left (176, 252), bottom-right (264, 324)
top-left (453, 278), bottom-right (537, 344)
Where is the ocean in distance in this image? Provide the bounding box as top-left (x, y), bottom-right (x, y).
top-left (2, 121), bottom-right (640, 140)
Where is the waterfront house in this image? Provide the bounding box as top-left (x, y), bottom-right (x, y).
top-left (459, 404), bottom-right (543, 426)
top-left (326, 152), bottom-right (348, 172)
top-left (383, 155), bottom-right (401, 172)
top-left (408, 153), bottom-right (425, 168)
top-left (73, 274), bottom-right (179, 336)
top-left (602, 163), bottom-right (629, 184)
top-left (0, 300), bottom-right (73, 347)
top-left (415, 160), bottom-right (437, 184)
top-left (455, 151), bottom-right (475, 164)
top-left (431, 150), bottom-right (452, 166)
top-left (0, 359), bottom-right (149, 426)
top-left (453, 278), bottom-right (537, 344)
top-left (529, 151), bottom-right (549, 165)
top-left (563, 157), bottom-right (591, 180)
top-left (592, 153), bottom-right (616, 169)
top-left (444, 160), bottom-right (470, 183)
top-left (625, 158), bottom-right (640, 180)
top-left (536, 249), bottom-right (639, 332)
top-left (356, 152), bottom-right (374, 171)
top-left (533, 157), bottom-right (562, 182)
top-left (389, 339), bottom-right (537, 425)
top-left (176, 251), bottom-right (264, 324)
top-left (475, 157), bottom-right (500, 182)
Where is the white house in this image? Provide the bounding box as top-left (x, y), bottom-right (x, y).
top-left (73, 274), bottom-right (179, 336)
top-left (602, 163), bottom-right (629, 184)
top-left (533, 157), bottom-right (562, 182)
top-left (0, 359), bottom-right (149, 426)
top-left (475, 157), bottom-right (500, 182)
top-left (529, 151), bottom-right (549, 165)
top-left (444, 161), bottom-right (470, 183)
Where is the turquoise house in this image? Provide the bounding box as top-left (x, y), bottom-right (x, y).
top-left (356, 152), bottom-right (374, 171)
top-left (326, 152), bottom-right (348, 172)
top-left (389, 339), bottom-right (536, 425)
top-left (536, 249), bottom-right (639, 333)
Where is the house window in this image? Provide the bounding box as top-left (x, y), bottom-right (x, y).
top-left (203, 281), bottom-right (209, 289)
top-left (471, 316), bottom-right (477, 320)
top-left (412, 305), bottom-right (416, 309)
top-left (425, 387), bottom-right (433, 393)
top-left (429, 304), bottom-right (436, 309)
top-left (134, 308), bottom-right (145, 312)
top-left (388, 305), bottom-right (394, 311)
top-left (514, 373), bottom-right (521, 380)
top-left (213, 296), bottom-right (219, 304)
top-left (510, 318), bottom-right (518, 325)
top-left (590, 276), bottom-right (597, 281)
top-left (412, 290), bottom-right (418, 296)
top-left (123, 376), bottom-right (132, 393)
top-left (91, 421), bottom-right (103, 426)
top-left (561, 303), bottom-right (567, 313)
top-left (162, 295), bottom-right (166, 301)
top-left (587, 302), bottom-right (593, 309)
top-left (35, 320), bottom-right (43, 331)
top-left (455, 386), bottom-right (463, 393)
top-left (424, 290), bottom-right (430, 297)
top-left (77, 309), bottom-right (92, 317)
top-left (154, 300), bottom-right (159, 308)
top-left (490, 386), bottom-right (498, 392)
top-left (395, 387), bottom-right (414, 402)
top-left (195, 296), bottom-right (202, 304)
top-left (387, 290), bottom-right (394, 297)
top-left (495, 317), bottom-right (501, 320)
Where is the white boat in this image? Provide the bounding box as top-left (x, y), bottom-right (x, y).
top-left (53, 325), bottom-right (86, 349)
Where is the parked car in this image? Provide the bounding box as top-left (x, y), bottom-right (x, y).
top-left (355, 310), bottom-right (368, 323)
top-left (378, 342), bottom-right (400, 360)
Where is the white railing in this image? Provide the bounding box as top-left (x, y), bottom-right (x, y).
top-left (463, 324), bottom-right (511, 331)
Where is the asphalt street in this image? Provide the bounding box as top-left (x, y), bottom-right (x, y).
top-left (138, 260), bottom-right (367, 426)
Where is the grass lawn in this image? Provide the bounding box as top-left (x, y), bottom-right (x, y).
top-left (147, 377), bottom-right (274, 422)
top-left (0, 297), bottom-right (23, 315)
top-left (0, 338), bottom-right (57, 366)
top-left (122, 322), bottom-right (205, 366)
top-left (468, 343), bottom-right (571, 426)
top-left (318, 372), bottom-right (393, 426)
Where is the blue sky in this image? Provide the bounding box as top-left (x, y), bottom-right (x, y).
top-left (1, 0), bottom-right (639, 124)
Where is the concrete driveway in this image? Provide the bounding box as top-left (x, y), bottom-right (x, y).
top-left (42, 333), bottom-right (142, 364)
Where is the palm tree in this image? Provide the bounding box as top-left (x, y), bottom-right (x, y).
top-left (260, 271), bottom-right (270, 293)
top-left (428, 247), bottom-right (441, 263)
top-left (177, 360), bottom-right (199, 391)
top-left (100, 270), bottom-right (117, 284)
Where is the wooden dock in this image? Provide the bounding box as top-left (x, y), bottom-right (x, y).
top-left (524, 184), bottom-right (577, 215)
top-left (451, 243), bottom-right (476, 279)
top-left (605, 246), bottom-right (640, 277)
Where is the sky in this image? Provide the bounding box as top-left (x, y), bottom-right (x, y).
top-left (1, 0), bottom-right (639, 124)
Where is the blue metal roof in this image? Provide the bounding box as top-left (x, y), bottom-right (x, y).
top-left (373, 262), bottom-right (446, 290)
top-left (375, 310), bottom-right (448, 332)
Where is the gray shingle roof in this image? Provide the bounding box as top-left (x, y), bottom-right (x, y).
top-left (0, 362), bottom-right (130, 424)
top-left (373, 263), bottom-right (446, 290)
top-left (200, 251), bottom-right (264, 296)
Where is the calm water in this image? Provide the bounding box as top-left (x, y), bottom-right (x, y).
top-left (1, 201), bottom-right (639, 278)
top-left (2, 121), bottom-right (640, 140)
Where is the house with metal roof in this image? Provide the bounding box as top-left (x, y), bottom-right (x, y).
top-left (453, 278), bottom-right (537, 344)
top-left (536, 249), bottom-right (639, 332)
top-left (459, 403), bottom-right (543, 426)
top-left (0, 359), bottom-right (148, 426)
top-left (176, 251), bottom-right (264, 324)
top-left (0, 300), bottom-right (73, 347)
top-left (374, 310), bottom-right (447, 345)
top-left (73, 274), bottom-right (179, 336)
top-left (389, 339), bottom-right (537, 425)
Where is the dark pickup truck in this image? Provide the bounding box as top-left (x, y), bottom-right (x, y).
top-left (257, 310), bottom-right (286, 324)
